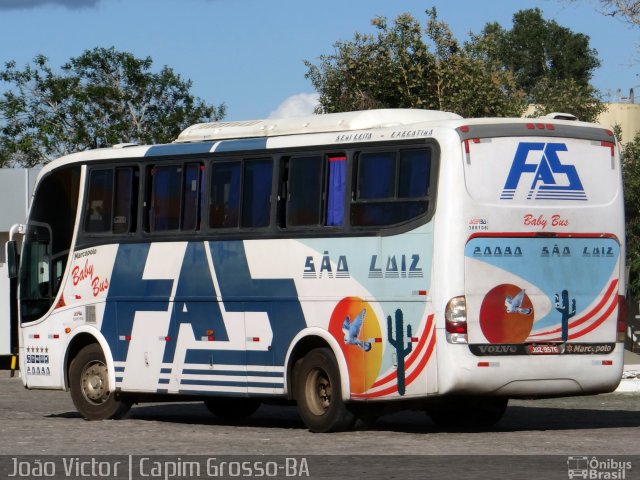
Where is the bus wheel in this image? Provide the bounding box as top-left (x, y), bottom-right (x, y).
top-left (294, 348), bottom-right (355, 433)
top-left (69, 343), bottom-right (131, 420)
top-left (204, 397), bottom-right (261, 419)
top-left (428, 396), bottom-right (508, 429)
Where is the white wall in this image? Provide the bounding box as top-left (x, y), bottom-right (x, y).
top-left (597, 103), bottom-right (640, 145)
top-left (0, 168), bottom-right (39, 232)
top-left (0, 262), bottom-right (10, 356)
top-left (0, 168), bottom-right (39, 357)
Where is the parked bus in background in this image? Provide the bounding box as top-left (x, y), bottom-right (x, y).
top-left (5, 109), bottom-right (626, 432)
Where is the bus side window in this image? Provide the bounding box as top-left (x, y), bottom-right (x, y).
top-left (112, 167), bottom-right (139, 234)
top-left (287, 155), bottom-right (323, 227)
top-left (351, 148), bottom-right (431, 227)
top-left (84, 169), bottom-right (114, 233)
top-left (276, 158), bottom-right (289, 229)
top-left (149, 165), bottom-right (181, 231)
top-left (147, 163), bottom-right (203, 232)
top-left (357, 151), bottom-right (396, 200)
top-left (182, 163), bottom-right (202, 231)
top-left (351, 151), bottom-right (394, 227)
top-left (209, 161), bottom-right (241, 228)
top-left (241, 158), bottom-right (273, 228)
top-left (398, 149), bottom-right (431, 198)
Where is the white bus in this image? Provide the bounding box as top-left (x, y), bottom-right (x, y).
top-left (6, 109), bottom-right (626, 432)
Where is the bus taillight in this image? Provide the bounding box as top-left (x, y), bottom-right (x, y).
top-left (445, 296), bottom-right (468, 344)
top-left (617, 295), bottom-right (627, 343)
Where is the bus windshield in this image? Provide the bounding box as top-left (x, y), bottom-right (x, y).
top-left (19, 224), bottom-right (52, 323)
top-left (18, 166), bottom-right (80, 323)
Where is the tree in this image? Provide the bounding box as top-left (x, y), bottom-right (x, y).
top-left (305, 8), bottom-right (603, 121)
top-left (600, 0), bottom-right (640, 24)
top-left (0, 47), bottom-right (225, 167)
top-left (565, 0), bottom-right (640, 27)
top-left (305, 9), bottom-right (526, 118)
top-left (468, 8), bottom-right (604, 121)
top-left (622, 131), bottom-right (640, 300)
top-left (528, 78), bottom-right (606, 122)
top-left (472, 9), bottom-right (600, 94)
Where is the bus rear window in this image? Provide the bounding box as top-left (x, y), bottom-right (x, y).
top-left (463, 137), bottom-right (619, 205)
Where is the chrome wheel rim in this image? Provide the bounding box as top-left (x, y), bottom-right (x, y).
top-left (80, 360), bottom-right (109, 404)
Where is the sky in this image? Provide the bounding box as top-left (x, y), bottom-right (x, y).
top-left (0, 0), bottom-right (638, 122)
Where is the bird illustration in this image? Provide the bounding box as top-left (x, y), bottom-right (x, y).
top-left (342, 309), bottom-right (373, 352)
top-left (504, 289), bottom-right (532, 315)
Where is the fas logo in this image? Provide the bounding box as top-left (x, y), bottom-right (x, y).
top-left (500, 142), bottom-right (586, 201)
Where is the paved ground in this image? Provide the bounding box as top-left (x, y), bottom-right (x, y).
top-left (620, 349), bottom-right (640, 392)
top-left (624, 348), bottom-right (640, 366)
top-left (0, 372), bottom-right (638, 456)
top-left (1, 371), bottom-right (639, 479)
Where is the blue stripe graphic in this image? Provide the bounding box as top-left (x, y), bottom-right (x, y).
top-left (102, 240), bottom-right (307, 385)
top-left (180, 379), bottom-right (281, 388)
top-left (214, 138), bottom-right (268, 153)
top-left (145, 143), bottom-right (214, 157)
top-left (182, 368), bottom-right (283, 377)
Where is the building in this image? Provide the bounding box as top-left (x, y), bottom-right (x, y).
top-left (0, 168), bottom-right (38, 362)
top-left (597, 102), bottom-right (640, 145)
top-left (0, 168), bottom-right (39, 261)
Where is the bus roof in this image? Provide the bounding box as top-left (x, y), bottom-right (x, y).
top-left (175, 109), bottom-right (463, 143)
top-left (36, 108), bottom-right (614, 182)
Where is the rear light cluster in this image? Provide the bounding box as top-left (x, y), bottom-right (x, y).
top-left (617, 295), bottom-right (627, 343)
top-left (445, 296), bottom-right (468, 344)
top-left (525, 123), bottom-right (555, 130)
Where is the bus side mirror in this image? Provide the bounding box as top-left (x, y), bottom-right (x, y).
top-left (6, 240), bottom-right (18, 279)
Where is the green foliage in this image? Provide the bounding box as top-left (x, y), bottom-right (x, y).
top-left (473, 9), bottom-right (600, 96)
top-left (0, 47), bottom-right (225, 166)
top-left (305, 8), bottom-right (602, 121)
top-left (622, 132), bottom-right (640, 300)
top-left (528, 78), bottom-right (606, 123)
top-left (305, 9), bottom-right (526, 118)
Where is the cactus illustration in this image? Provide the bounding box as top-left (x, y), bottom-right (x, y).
top-left (387, 309), bottom-right (413, 396)
top-left (555, 289), bottom-right (576, 342)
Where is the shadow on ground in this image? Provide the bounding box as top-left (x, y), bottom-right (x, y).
top-left (45, 401), bottom-right (640, 434)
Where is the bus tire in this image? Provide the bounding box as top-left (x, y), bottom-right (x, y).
top-left (294, 348), bottom-right (355, 433)
top-left (68, 343), bottom-right (131, 420)
top-left (428, 396), bottom-right (508, 429)
top-left (204, 397), bottom-right (261, 419)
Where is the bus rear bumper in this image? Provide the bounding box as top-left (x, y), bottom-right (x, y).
top-left (437, 337), bottom-right (624, 398)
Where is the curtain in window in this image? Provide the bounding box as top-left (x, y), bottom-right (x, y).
top-left (327, 156), bottom-right (346, 226)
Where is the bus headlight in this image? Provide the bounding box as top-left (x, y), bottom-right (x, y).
top-left (445, 296), bottom-right (468, 344)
